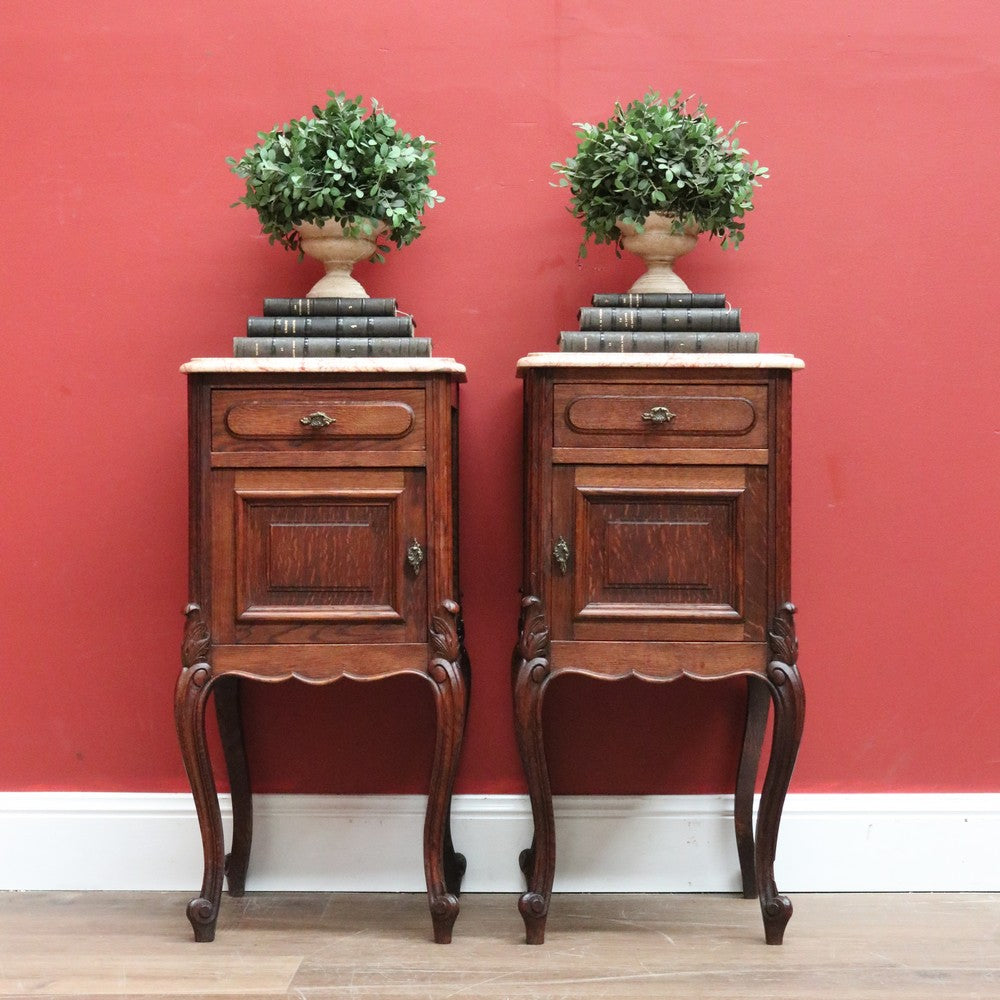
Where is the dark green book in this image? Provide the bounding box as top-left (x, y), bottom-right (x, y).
top-left (246, 315), bottom-right (414, 337)
top-left (233, 337), bottom-right (432, 358)
top-left (263, 297), bottom-right (398, 317)
top-left (591, 292), bottom-right (727, 309)
top-left (578, 307), bottom-right (741, 332)
top-left (559, 331), bottom-right (758, 353)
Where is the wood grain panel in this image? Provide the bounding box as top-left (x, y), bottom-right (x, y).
top-left (267, 521), bottom-right (374, 591)
top-left (211, 643), bottom-right (429, 679)
top-left (550, 465), bottom-right (767, 641)
top-left (549, 639), bottom-right (768, 677)
top-left (211, 449), bottom-right (427, 469)
top-left (552, 446), bottom-right (770, 466)
top-left (212, 469), bottom-right (426, 644)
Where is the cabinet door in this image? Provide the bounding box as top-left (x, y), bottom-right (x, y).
top-left (211, 468), bottom-right (427, 644)
top-left (549, 465), bottom-right (767, 642)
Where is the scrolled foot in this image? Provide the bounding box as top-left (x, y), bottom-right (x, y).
top-left (429, 892), bottom-right (460, 944)
top-left (518, 891), bottom-right (548, 944)
top-left (761, 893), bottom-right (793, 945)
top-left (186, 896), bottom-right (218, 942)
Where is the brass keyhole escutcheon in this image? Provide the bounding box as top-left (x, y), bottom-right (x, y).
top-left (553, 536), bottom-right (570, 575)
top-left (407, 538), bottom-right (425, 575)
top-left (641, 406), bottom-right (676, 424)
top-left (300, 411), bottom-right (335, 428)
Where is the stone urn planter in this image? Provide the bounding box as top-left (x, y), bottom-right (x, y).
top-left (295, 219), bottom-right (388, 298)
top-left (617, 213), bottom-right (699, 294)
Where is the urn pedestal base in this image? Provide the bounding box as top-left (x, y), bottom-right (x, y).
top-left (618, 213), bottom-right (698, 294)
top-left (296, 219), bottom-right (387, 298)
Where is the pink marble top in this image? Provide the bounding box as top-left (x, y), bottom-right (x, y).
top-left (516, 352), bottom-right (804, 372)
top-left (181, 357), bottom-right (467, 380)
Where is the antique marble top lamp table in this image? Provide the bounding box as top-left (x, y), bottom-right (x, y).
top-left (511, 352), bottom-right (805, 945)
top-left (176, 357), bottom-right (470, 944)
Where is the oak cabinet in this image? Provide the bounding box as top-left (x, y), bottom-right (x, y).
top-left (176, 359), bottom-right (469, 944)
top-left (512, 353), bottom-right (805, 945)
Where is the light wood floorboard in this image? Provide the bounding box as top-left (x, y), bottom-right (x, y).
top-left (0, 892), bottom-right (997, 998)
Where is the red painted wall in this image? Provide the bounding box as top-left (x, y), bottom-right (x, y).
top-left (2, 1), bottom-right (998, 796)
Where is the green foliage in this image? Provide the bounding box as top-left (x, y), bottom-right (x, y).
top-left (551, 91), bottom-right (768, 256)
top-left (227, 92), bottom-right (444, 258)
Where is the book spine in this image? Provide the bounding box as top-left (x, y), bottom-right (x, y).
top-left (590, 292), bottom-right (727, 309)
top-left (577, 307), bottom-right (741, 332)
top-left (262, 297), bottom-right (398, 317)
top-left (246, 316), bottom-right (414, 337)
top-left (558, 331), bottom-right (759, 353)
top-left (233, 337), bottom-right (432, 358)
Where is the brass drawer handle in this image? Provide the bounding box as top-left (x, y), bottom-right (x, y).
top-left (553, 536), bottom-right (570, 575)
top-left (300, 411), bottom-right (335, 428)
top-left (641, 406), bottom-right (676, 424)
top-left (407, 538), bottom-right (425, 575)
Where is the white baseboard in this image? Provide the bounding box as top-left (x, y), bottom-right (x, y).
top-left (0, 792), bottom-right (997, 892)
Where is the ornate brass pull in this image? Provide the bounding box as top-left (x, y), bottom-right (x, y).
top-left (641, 406), bottom-right (676, 424)
top-left (553, 536), bottom-right (570, 575)
top-left (407, 538), bottom-right (425, 575)
top-left (300, 411), bottom-right (335, 428)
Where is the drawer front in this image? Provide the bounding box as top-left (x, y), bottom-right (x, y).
top-left (212, 389), bottom-right (425, 452)
top-left (553, 383), bottom-right (768, 450)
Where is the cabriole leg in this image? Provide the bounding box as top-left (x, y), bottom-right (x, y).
top-left (424, 600), bottom-right (468, 943)
top-left (176, 605), bottom-right (224, 942)
top-left (755, 604), bottom-right (805, 945)
top-left (512, 596), bottom-right (554, 945)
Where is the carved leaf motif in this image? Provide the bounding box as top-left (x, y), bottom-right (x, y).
top-left (182, 604), bottom-right (211, 669)
top-left (767, 602), bottom-right (798, 666)
top-left (429, 600), bottom-right (461, 663)
top-left (518, 597), bottom-right (551, 662)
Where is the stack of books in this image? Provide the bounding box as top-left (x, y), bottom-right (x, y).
top-left (558, 292), bottom-right (758, 353)
top-left (233, 297), bottom-right (432, 358)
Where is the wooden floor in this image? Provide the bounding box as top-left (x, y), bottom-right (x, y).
top-left (0, 891), bottom-right (997, 998)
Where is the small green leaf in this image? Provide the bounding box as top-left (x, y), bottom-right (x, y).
top-left (226, 90), bottom-right (443, 254)
top-left (549, 89), bottom-right (766, 255)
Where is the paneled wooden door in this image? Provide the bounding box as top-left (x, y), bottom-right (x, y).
top-left (549, 463), bottom-right (767, 643)
top-left (210, 467), bottom-right (427, 645)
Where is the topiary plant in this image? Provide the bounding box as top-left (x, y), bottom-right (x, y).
top-left (227, 92), bottom-right (443, 260)
top-left (551, 91), bottom-right (768, 257)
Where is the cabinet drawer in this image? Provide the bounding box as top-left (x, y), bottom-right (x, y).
top-left (212, 389), bottom-right (425, 452)
top-left (553, 383), bottom-right (767, 450)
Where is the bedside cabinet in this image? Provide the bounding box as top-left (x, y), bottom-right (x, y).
top-left (511, 353), bottom-right (805, 945)
top-left (176, 358), bottom-right (469, 944)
